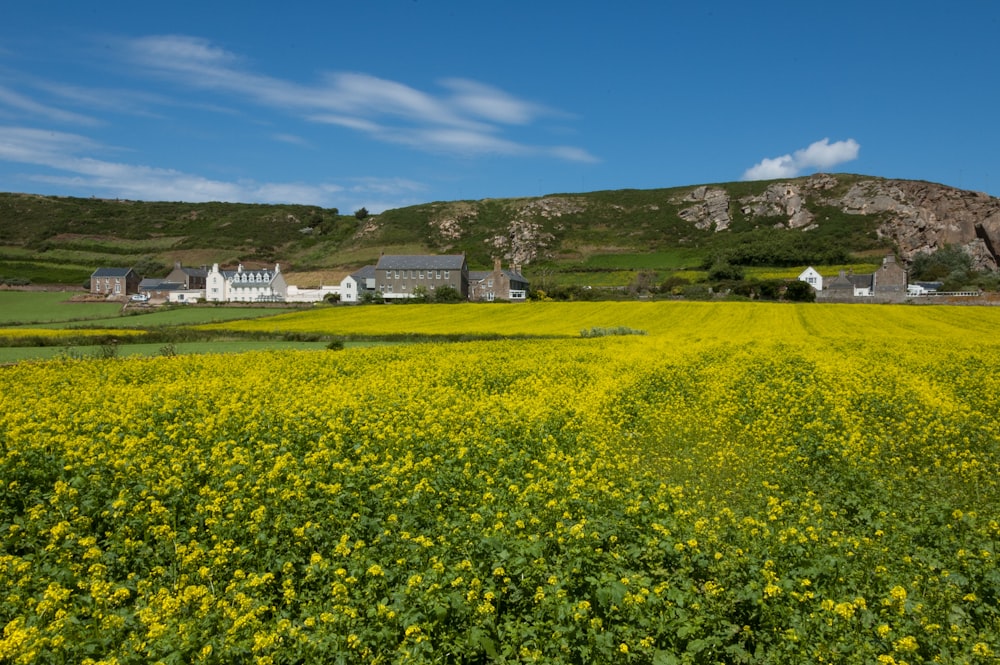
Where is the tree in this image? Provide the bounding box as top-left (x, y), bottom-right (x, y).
top-left (628, 270), bottom-right (658, 296)
top-left (783, 280), bottom-right (816, 302)
top-left (910, 245), bottom-right (974, 288)
top-left (433, 285), bottom-right (464, 303)
top-left (659, 276), bottom-right (690, 295)
top-left (707, 259), bottom-right (744, 282)
top-left (354, 207), bottom-right (369, 220)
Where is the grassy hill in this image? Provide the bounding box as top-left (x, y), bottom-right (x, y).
top-left (0, 174), bottom-right (899, 288)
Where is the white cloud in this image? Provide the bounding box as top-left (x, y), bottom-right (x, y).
top-left (441, 78), bottom-right (546, 125)
top-left (0, 85), bottom-right (100, 126)
top-left (743, 138), bottom-right (860, 180)
top-left (123, 34), bottom-right (592, 161)
top-left (0, 125), bottom-right (415, 211)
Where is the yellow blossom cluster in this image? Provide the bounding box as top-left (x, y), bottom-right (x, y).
top-left (1, 302), bottom-right (999, 662)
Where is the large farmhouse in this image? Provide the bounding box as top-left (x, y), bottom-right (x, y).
top-left (206, 263), bottom-right (287, 303)
top-left (374, 254), bottom-right (469, 301)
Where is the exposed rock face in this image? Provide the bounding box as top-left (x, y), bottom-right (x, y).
top-left (862, 180), bottom-right (1000, 270)
top-left (489, 218), bottom-right (554, 266)
top-left (740, 182), bottom-right (815, 229)
top-left (679, 186), bottom-right (732, 231)
top-left (673, 174), bottom-right (1000, 270)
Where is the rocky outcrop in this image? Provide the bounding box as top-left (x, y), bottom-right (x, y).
top-left (678, 186), bottom-right (732, 231)
top-left (863, 180), bottom-right (1000, 270)
top-left (672, 174), bottom-right (1000, 270)
top-left (739, 182), bottom-right (816, 230)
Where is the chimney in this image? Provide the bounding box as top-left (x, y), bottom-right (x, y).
top-left (494, 257), bottom-right (502, 272)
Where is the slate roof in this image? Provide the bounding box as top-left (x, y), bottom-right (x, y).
top-left (350, 265), bottom-right (376, 280)
top-left (375, 255), bottom-right (466, 271)
top-left (849, 273), bottom-right (873, 289)
top-left (91, 267), bottom-right (134, 277)
top-left (139, 279), bottom-right (186, 291)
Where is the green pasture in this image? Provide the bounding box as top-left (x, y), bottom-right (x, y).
top-left (0, 340), bottom-right (336, 364)
top-left (45, 305), bottom-right (302, 329)
top-left (0, 261), bottom-right (92, 285)
top-left (0, 291), bottom-right (123, 324)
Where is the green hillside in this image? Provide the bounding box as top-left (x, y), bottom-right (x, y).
top-left (0, 174), bottom-right (894, 288)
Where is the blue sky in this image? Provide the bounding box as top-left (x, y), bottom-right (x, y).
top-left (0, 1), bottom-right (997, 213)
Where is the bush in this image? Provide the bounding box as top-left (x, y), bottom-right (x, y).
top-left (681, 284), bottom-right (714, 300)
top-left (783, 280), bottom-right (816, 302)
top-left (579, 326), bottom-right (647, 338)
top-left (707, 260), bottom-right (744, 282)
top-left (433, 286), bottom-right (464, 303)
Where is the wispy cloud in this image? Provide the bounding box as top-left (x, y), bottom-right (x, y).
top-left (0, 84), bottom-right (100, 126)
top-left (743, 138), bottom-right (860, 180)
top-left (123, 34), bottom-right (597, 162)
top-left (0, 126), bottom-right (416, 211)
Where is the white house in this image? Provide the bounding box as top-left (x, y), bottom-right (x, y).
top-left (340, 265), bottom-right (377, 303)
top-left (797, 267), bottom-right (823, 291)
top-left (206, 263), bottom-right (287, 303)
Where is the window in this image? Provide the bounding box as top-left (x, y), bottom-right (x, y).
top-left (436, 271), bottom-right (441, 279)
top-left (487, 279), bottom-right (494, 287)
top-left (443, 271), bottom-right (450, 279)
top-left (419, 271), bottom-right (424, 279)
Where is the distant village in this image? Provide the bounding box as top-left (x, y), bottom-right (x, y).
top-left (89, 255), bottom-right (529, 305)
top-left (90, 252), bottom-right (981, 306)
top-left (797, 255), bottom-right (979, 302)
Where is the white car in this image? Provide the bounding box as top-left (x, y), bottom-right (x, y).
top-left (130, 293), bottom-right (150, 302)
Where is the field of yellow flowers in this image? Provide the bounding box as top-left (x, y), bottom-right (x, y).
top-left (2, 302), bottom-right (999, 663)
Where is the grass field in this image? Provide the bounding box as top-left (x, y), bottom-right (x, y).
top-left (0, 291), bottom-right (124, 324)
top-left (0, 291), bottom-right (299, 329)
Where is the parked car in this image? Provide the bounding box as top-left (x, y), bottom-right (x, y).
top-left (130, 293), bottom-right (150, 302)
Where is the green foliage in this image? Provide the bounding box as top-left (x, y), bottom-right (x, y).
top-left (783, 280), bottom-right (817, 302)
top-left (707, 259), bottom-right (745, 281)
top-left (133, 255), bottom-right (168, 279)
top-left (910, 244), bottom-right (978, 290)
top-left (681, 284), bottom-right (713, 300)
top-left (658, 275), bottom-right (690, 294)
top-left (580, 326), bottom-right (647, 338)
top-left (432, 285), bottom-right (464, 303)
top-left (0, 176), bottom-right (975, 292)
top-left (703, 227), bottom-right (857, 268)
